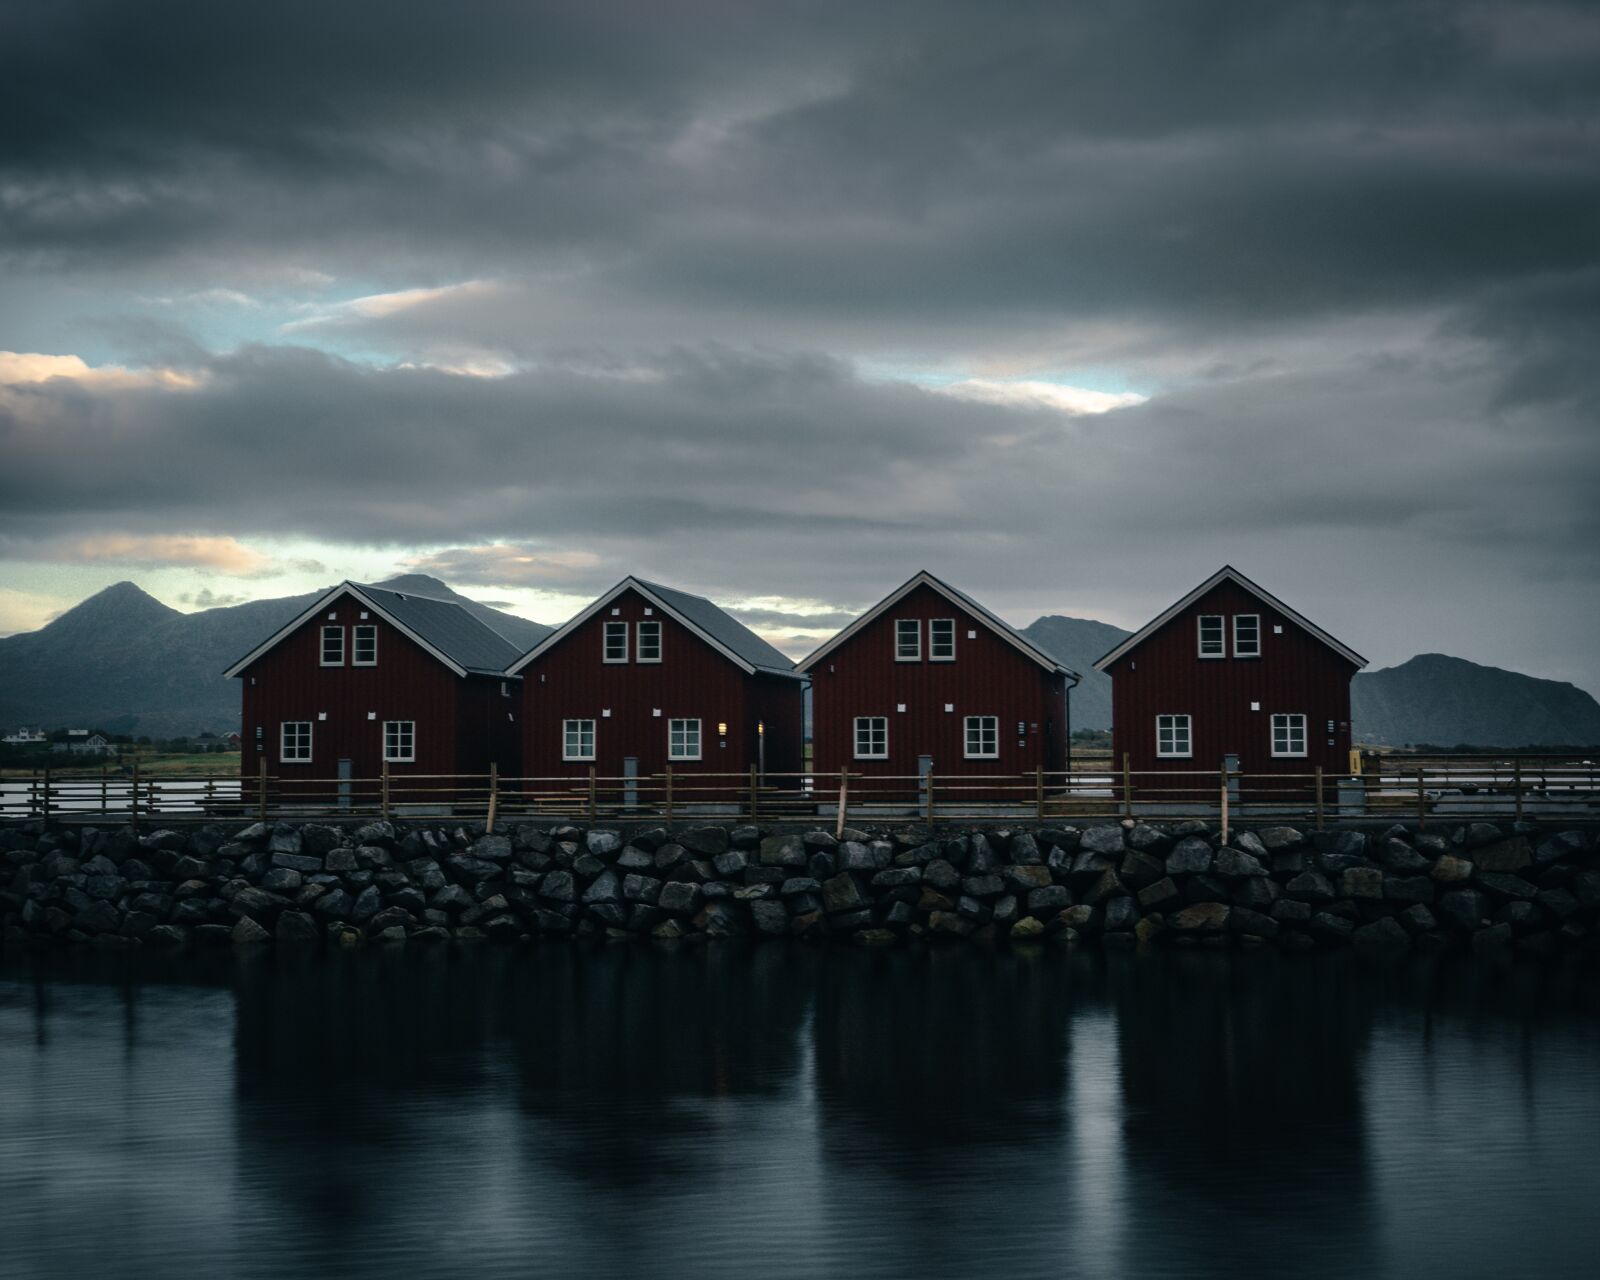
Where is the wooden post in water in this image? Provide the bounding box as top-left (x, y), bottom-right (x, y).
top-left (749, 765), bottom-right (759, 823)
top-left (835, 769), bottom-right (849, 839)
top-left (1122, 753), bottom-right (1133, 821)
top-left (486, 762), bottom-right (499, 833)
top-left (664, 765), bottom-right (674, 825)
top-left (1315, 766), bottom-right (1325, 830)
top-left (258, 756), bottom-right (268, 822)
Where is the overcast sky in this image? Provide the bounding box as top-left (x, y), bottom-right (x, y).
top-left (1, 0), bottom-right (1597, 689)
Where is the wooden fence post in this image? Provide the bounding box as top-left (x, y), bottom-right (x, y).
top-left (1122, 753), bottom-right (1133, 821)
top-left (1513, 758), bottom-right (1523, 822)
top-left (1315, 766), bottom-right (1325, 830)
top-left (1220, 771), bottom-right (1230, 845)
top-left (835, 769), bottom-right (849, 839)
top-left (40, 767), bottom-right (51, 822)
top-left (1416, 767), bottom-right (1426, 830)
top-left (257, 756), bottom-right (268, 822)
top-left (925, 768), bottom-right (936, 825)
top-left (664, 765), bottom-right (674, 825)
top-left (130, 759), bottom-right (140, 832)
top-left (588, 765), bottom-right (598, 821)
top-left (749, 765), bottom-right (759, 824)
top-left (486, 762), bottom-right (499, 833)
top-left (101, 765), bottom-right (108, 816)
top-left (381, 759), bottom-right (391, 821)
top-left (1035, 766), bottom-right (1045, 822)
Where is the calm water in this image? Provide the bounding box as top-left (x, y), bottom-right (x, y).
top-left (2, 945), bottom-right (1598, 1280)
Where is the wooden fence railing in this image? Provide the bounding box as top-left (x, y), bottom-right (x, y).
top-left (2, 756), bottom-right (1597, 833)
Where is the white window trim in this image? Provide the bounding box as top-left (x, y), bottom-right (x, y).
top-left (853, 715), bottom-right (889, 760)
top-left (1156, 713), bottom-right (1193, 759)
top-left (352, 624), bottom-right (378, 667)
top-left (929, 618), bottom-right (956, 662)
top-left (1271, 713), bottom-right (1308, 758)
top-left (563, 718), bottom-right (597, 762)
top-left (1233, 614), bottom-right (1261, 659)
top-left (668, 717), bottom-right (701, 761)
top-left (320, 625), bottom-right (345, 667)
top-left (963, 714), bottom-right (998, 759)
top-left (637, 620), bottom-right (663, 664)
top-left (603, 621), bottom-right (629, 664)
top-left (280, 721), bottom-right (313, 764)
top-left (383, 720), bottom-right (416, 764)
top-left (894, 619), bottom-right (921, 662)
top-left (1197, 615), bottom-right (1225, 659)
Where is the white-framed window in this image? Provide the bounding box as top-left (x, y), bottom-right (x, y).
top-left (895, 618), bottom-right (921, 661)
top-left (563, 719), bottom-right (596, 761)
top-left (930, 618), bottom-right (956, 661)
top-left (320, 625), bottom-right (344, 666)
top-left (668, 718), bottom-right (701, 760)
top-left (637, 620), bottom-right (662, 663)
top-left (384, 720), bottom-right (415, 763)
top-left (280, 721), bottom-right (312, 763)
top-left (603, 621), bottom-right (628, 663)
top-left (1197, 614), bottom-right (1224, 658)
top-left (353, 624), bottom-right (377, 666)
top-left (1233, 614), bottom-right (1260, 658)
top-left (964, 715), bottom-right (998, 759)
top-left (1272, 713), bottom-right (1307, 757)
top-left (1157, 713), bottom-right (1192, 758)
top-left (854, 716), bottom-right (888, 759)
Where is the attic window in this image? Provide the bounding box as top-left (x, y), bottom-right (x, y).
top-left (1197, 615), bottom-right (1224, 659)
top-left (637, 620), bottom-right (662, 663)
top-left (895, 619), bottom-right (921, 661)
top-left (353, 624), bottom-right (377, 666)
top-left (930, 619), bottom-right (955, 661)
top-left (1233, 614), bottom-right (1260, 658)
top-left (321, 625), bottom-right (345, 666)
top-left (603, 621), bottom-right (628, 663)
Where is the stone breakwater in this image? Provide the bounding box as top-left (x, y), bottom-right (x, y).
top-left (2, 818), bottom-right (1598, 956)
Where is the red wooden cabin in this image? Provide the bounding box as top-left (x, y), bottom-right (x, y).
top-left (508, 577), bottom-right (805, 801)
top-left (1093, 566), bottom-right (1366, 804)
top-left (798, 572), bottom-right (1078, 798)
top-left (225, 582), bottom-right (522, 807)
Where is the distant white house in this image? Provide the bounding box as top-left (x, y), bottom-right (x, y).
top-left (2, 727), bottom-right (47, 745)
top-left (51, 730), bottom-right (114, 756)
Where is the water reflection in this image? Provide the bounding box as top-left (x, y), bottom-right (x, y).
top-left (3, 945), bottom-right (1599, 1280)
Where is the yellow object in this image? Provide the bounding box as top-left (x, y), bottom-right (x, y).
top-left (1348, 748), bottom-right (1363, 776)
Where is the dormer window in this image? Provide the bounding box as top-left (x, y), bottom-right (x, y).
top-left (603, 621), bottom-right (628, 663)
top-left (930, 618), bottom-right (956, 661)
top-left (637, 620), bottom-right (662, 663)
top-left (321, 625), bottom-right (345, 666)
top-left (352, 624), bottom-right (377, 666)
top-left (895, 619), bottom-right (921, 661)
top-left (1197, 615), bottom-right (1224, 659)
top-left (1233, 614), bottom-right (1260, 658)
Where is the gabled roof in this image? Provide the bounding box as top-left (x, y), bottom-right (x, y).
top-left (795, 571), bottom-right (1079, 679)
top-left (222, 581), bottom-right (524, 679)
top-left (506, 577), bottom-right (802, 679)
top-left (1091, 565), bottom-right (1367, 672)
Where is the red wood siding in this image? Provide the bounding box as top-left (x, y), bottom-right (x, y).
top-left (809, 583), bottom-right (1068, 779)
top-left (237, 590), bottom-right (477, 787)
top-left (519, 586), bottom-right (803, 783)
top-left (1105, 579), bottom-right (1357, 785)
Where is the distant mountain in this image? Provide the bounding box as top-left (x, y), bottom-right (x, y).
top-left (0, 576), bottom-right (553, 739)
top-left (1019, 615), bottom-right (1131, 731)
top-left (1351, 653), bottom-right (1600, 749)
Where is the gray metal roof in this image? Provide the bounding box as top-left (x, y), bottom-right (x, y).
top-left (358, 584), bottom-right (523, 675)
top-left (633, 579), bottom-right (798, 676)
